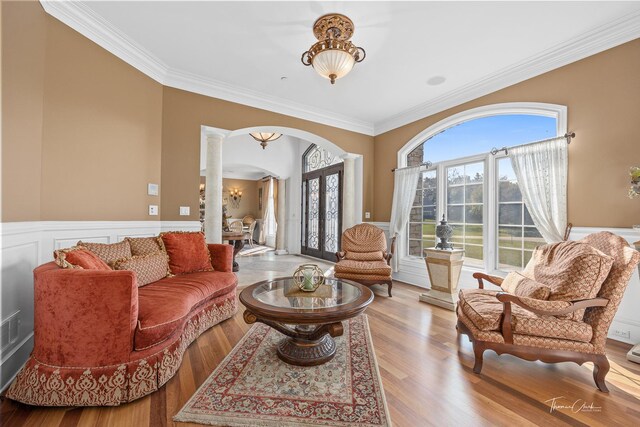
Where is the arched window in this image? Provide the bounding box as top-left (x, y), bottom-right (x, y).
top-left (303, 144), bottom-right (343, 173)
top-left (399, 103), bottom-right (566, 272)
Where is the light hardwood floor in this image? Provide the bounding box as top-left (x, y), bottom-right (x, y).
top-left (2, 281), bottom-right (639, 426)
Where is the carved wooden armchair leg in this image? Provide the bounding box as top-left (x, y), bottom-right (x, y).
top-left (593, 355), bottom-right (610, 393)
top-left (387, 280), bottom-right (393, 297)
top-left (472, 342), bottom-right (485, 374)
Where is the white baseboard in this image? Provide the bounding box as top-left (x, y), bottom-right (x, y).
top-left (0, 220), bottom-right (201, 392)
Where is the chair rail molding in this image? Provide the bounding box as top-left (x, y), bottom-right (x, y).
top-left (0, 220), bottom-right (201, 392)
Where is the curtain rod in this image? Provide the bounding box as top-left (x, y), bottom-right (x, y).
top-left (391, 132), bottom-right (575, 173)
top-left (490, 132), bottom-right (575, 156)
top-left (391, 161), bottom-right (433, 173)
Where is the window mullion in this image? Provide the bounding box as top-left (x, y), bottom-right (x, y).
top-left (486, 154), bottom-right (497, 273)
top-left (437, 163), bottom-right (445, 226)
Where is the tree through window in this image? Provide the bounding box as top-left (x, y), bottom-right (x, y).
top-left (407, 114), bottom-right (556, 270)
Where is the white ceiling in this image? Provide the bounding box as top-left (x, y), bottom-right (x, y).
top-left (43, 1), bottom-right (640, 135)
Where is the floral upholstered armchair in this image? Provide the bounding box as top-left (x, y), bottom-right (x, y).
top-left (456, 231), bottom-right (640, 392)
top-left (334, 223), bottom-right (396, 297)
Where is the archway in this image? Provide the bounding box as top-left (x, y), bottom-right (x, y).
top-left (200, 125), bottom-right (363, 256)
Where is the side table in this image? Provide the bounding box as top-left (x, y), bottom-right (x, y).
top-left (419, 248), bottom-right (464, 311)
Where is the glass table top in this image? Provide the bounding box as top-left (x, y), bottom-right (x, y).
top-left (252, 278), bottom-right (362, 310)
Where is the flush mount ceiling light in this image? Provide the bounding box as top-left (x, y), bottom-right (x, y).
top-left (250, 132), bottom-right (282, 149)
top-left (301, 13), bottom-right (366, 85)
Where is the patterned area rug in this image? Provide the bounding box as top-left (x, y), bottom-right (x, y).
top-left (174, 315), bottom-right (391, 427)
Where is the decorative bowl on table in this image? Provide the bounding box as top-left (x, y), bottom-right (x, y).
top-left (293, 264), bottom-right (325, 292)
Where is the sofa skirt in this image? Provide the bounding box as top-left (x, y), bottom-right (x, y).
top-left (5, 292), bottom-right (237, 406)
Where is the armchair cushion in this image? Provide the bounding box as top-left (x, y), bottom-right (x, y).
top-left (341, 223), bottom-right (387, 253)
top-left (501, 271), bottom-right (550, 300)
top-left (334, 259), bottom-right (392, 276)
top-left (334, 272), bottom-right (392, 282)
top-left (456, 306), bottom-right (596, 353)
top-left (77, 240), bottom-right (132, 266)
top-left (522, 241), bottom-right (614, 320)
top-left (458, 289), bottom-right (593, 343)
top-left (344, 251), bottom-right (384, 261)
top-left (158, 231), bottom-right (213, 274)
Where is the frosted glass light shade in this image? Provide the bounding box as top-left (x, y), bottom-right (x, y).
top-left (249, 132), bottom-right (282, 149)
top-left (249, 132), bottom-right (282, 143)
top-left (312, 49), bottom-right (355, 84)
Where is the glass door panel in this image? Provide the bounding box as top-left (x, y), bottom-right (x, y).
top-left (301, 164), bottom-right (343, 261)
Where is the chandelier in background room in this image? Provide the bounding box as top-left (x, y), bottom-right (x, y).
top-left (250, 132), bottom-right (282, 149)
top-left (301, 13), bottom-right (366, 85)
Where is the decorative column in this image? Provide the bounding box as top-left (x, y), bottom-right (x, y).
top-left (204, 133), bottom-right (224, 244)
top-left (275, 179), bottom-right (287, 254)
top-left (419, 248), bottom-right (465, 311)
top-left (341, 154), bottom-right (357, 230)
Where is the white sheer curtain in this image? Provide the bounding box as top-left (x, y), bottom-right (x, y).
top-left (509, 138), bottom-right (568, 243)
top-left (264, 178), bottom-right (277, 247)
top-left (389, 166), bottom-right (422, 272)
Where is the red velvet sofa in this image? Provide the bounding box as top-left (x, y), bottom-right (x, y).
top-left (6, 243), bottom-right (237, 406)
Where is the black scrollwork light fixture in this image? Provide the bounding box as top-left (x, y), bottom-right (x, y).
top-left (301, 13), bottom-right (366, 85)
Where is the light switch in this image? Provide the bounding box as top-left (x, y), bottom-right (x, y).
top-left (180, 206), bottom-right (190, 216)
top-left (365, 212), bottom-right (371, 219)
top-left (149, 205), bottom-right (159, 216)
top-left (148, 183), bottom-right (159, 196)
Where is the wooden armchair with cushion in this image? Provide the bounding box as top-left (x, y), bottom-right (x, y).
top-left (334, 223), bottom-right (396, 297)
top-left (456, 231), bottom-right (640, 392)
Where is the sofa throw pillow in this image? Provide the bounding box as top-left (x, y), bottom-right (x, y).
top-left (522, 240), bottom-right (614, 320)
top-left (501, 271), bottom-right (551, 300)
top-left (113, 252), bottom-right (169, 287)
top-left (126, 236), bottom-right (163, 256)
top-left (77, 240), bottom-right (132, 266)
top-left (344, 251), bottom-right (385, 261)
top-left (158, 231), bottom-right (213, 275)
top-left (54, 247), bottom-right (111, 270)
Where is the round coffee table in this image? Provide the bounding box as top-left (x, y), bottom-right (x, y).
top-left (239, 277), bottom-right (373, 366)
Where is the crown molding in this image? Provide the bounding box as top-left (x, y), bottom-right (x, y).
top-left (41, 2), bottom-right (640, 137)
top-left (163, 68), bottom-right (374, 135)
top-left (374, 10), bottom-right (640, 135)
top-left (40, 0), bottom-right (168, 82)
top-left (39, 1), bottom-right (374, 136)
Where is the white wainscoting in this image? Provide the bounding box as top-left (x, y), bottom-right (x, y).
top-left (368, 222), bottom-right (640, 345)
top-left (0, 220), bottom-right (200, 392)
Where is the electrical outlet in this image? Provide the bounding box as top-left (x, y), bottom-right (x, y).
top-left (180, 206), bottom-right (190, 216)
top-left (611, 329), bottom-right (631, 340)
top-left (365, 212), bottom-right (371, 219)
top-left (149, 205), bottom-right (159, 216)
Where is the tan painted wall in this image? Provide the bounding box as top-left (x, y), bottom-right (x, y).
top-left (373, 38), bottom-right (640, 227)
top-left (2, 1), bottom-right (163, 221)
top-left (1, 1), bottom-right (46, 221)
top-left (222, 178), bottom-right (259, 219)
top-left (160, 87), bottom-right (374, 221)
top-left (3, 2), bottom-right (638, 228)
top-left (39, 12), bottom-right (163, 220)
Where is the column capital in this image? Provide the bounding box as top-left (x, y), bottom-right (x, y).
top-left (205, 132), bottom-right (226, 143)
top-left (340, 153), bottom-right (360, 160)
